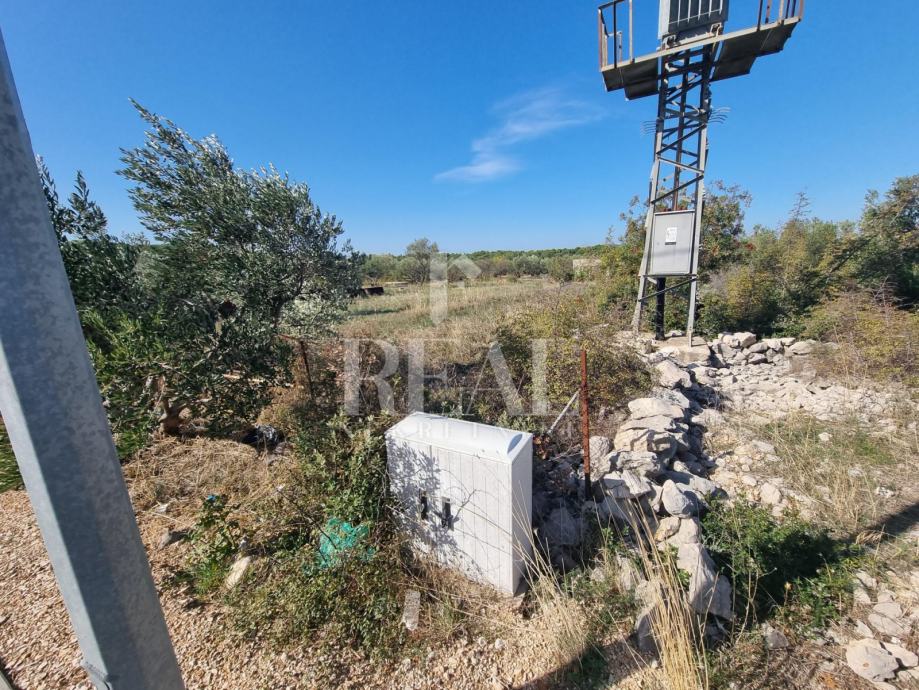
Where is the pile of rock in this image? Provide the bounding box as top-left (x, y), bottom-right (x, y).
top-left (841, 569), bottom-right (919, 687)
top-left (705, 332), bottom-right (904, 425)
top-left (709, 332), bottom-right (814, 369)
top-left (588, 357), bottom-right (736, 625)
top-left (534, 329), bottom-right (915, 656)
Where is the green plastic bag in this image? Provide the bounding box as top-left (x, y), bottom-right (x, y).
top-left (316, 517), bottom-right (375, 568)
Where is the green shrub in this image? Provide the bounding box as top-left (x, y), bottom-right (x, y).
top-left (227, 413), bottom-right (405, 654)
top-left (803, 290), bottom-right (918, 386)
top-left (697, 264), bottom-right (782, 336)
top-left (230, 539), bottom-right (404, 652)
top-left (568, 527), bottom-right (636, 639)
top-left (294, 412), bottom-right (394, 525)
top-left (494, 292), bottom-right (651, 422)
top-left (548, 256), bottom-right (575, 282)
top-left (181, 494), bottom-right (245, 595)
top-left (604, 175), bottom-right (918, 338)
top-left (702, 501), bottom-right (860, 630)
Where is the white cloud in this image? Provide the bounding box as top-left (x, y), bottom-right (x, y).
top-left (435, 86), bottom-right (603, 183)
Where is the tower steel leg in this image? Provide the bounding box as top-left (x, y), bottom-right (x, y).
top-left (655, 277), bottom-right (666, 339)
top-left (631, 45), bottom-right (713, 340)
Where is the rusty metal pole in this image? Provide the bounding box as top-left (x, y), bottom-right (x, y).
top-left (579, 347), bottom-right (592, 499)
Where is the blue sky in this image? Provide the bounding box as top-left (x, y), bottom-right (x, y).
top-left (2, 1), bottom-right (916, 254)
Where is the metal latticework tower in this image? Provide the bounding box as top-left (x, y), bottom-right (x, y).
top-left (597, 0), bottom-right (804, 341)
top-left (632, 45), bottom-right (713, 339)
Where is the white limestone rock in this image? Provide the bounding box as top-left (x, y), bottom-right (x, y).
top-left (589, 435), bottom-right (612, 460)
top-left (676, 543), bottom-right (733, 620)
top-left (613, 428), bottom-right (677, 459)
top-left (655, 359), bottom-right (692, 389)
top-left (661, 479), bottom-right (701, 517)
top-left (690, 408), bottom-right (725, 430)
top-left (618, 415), bottom-right (680, 434)
top-left (668, 470), bottom-right (722, 499)
top-left (868, 612), bottom-right (908, 637)
top-left (541, 507), bottom-right (583, 547)
top-left (654, 516), bottom-right (681, 541)
top-left (609, 450), bottom-right (667, 479)
top-left (882, 641), bottom-right (918, 668)
top-left (664, 517), bottom-right (701, 548)
top-left (627, 397), bottom-right (687, 420)
top-left (225, 555), bottom-right (253, 589)
top-left (759, 482), bottom-right (783, 505)
top-left (845, 639), bottom-right (898, 682)
top-left (735, 332), bottom-right (757, 348)
top-left (788, 340), bottom-right (816, 356)
top-left (595, 495), bottom-right (630, 523)
top-left (601, 470), bottom-right (653, 500)
top-left (763, 623), bottom-right (789, 650)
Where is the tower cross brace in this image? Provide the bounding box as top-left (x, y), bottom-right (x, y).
top-left (632, 45), bottom-right (713, 340)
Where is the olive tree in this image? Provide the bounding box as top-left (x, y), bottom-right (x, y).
top-left (30, 103), bottom-right (363, 448)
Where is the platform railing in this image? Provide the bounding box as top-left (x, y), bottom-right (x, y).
top-left (598, 0), bottom-right (633, 70)
top-left (600, 1), bottom-right (806, 71)
top-left (757, 0), bottom-right (805, 30)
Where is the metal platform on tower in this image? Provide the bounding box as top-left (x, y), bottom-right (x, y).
top-left (599, 1), bottom-right (803, 99)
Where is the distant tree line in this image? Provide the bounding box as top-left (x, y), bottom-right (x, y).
top-left (361, 241), bottom-right (605, 284)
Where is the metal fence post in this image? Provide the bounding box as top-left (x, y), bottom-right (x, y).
top-left (0, 28), bottom-right (184, 690)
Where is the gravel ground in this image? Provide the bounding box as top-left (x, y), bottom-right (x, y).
top-left (0, 488), bottom-right (656, 689)
top-left (0, 489), bottom-right (401, 689)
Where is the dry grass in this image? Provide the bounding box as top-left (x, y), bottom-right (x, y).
top-left (629, 511), bottom-right (710, 690)
top-left (526, 544), bottom-right (595, 669)
top-left (340, 279), bottom-right (586, 365)
top-left (713, 410), bottom-right (918, 537)
top-left (404, 556), bottom-right (526, 644)
top-left (125, 436), bottom-right (292, 529)
top-left (256, 385), bottom-right (312, 435)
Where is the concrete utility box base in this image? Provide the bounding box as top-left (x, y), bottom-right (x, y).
top-left (385, 413), bottom-right (533, 594)
top-left (653, 335), bottom-right (713, 365)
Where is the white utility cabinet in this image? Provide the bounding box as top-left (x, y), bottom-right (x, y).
top-left (385, 413), bottom-right (532, 594)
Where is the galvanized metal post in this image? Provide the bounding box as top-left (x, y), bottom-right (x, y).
top-left (685, 49), bottom-right (712, 343)
top-left (0, 29), bottom-right (184, 690)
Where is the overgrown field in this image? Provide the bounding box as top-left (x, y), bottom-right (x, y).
top-left (340, 278), bottom-right (585, 362)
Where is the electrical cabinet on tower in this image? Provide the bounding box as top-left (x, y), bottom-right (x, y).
top-left (649, 210), bottom-right (696, 276)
